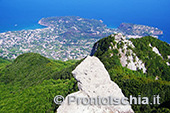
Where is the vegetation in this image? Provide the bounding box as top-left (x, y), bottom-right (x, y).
top-left (0, 53), bottom-right (76, 87)
top-left (0, 57), bottom-right (11, 70)
top-left (0, 35), bottom-right (170, 113)
top-left (93, 35), bottom-right (170, 112)
top-left (0, 53), bottom-right (78, 113)
top-left (130, 36), bottom-right (170, 81)
top-left (0, 78), bottom-right (77, 113)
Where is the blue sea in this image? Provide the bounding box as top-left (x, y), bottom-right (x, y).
top-left (0, 0), bottom-right (170, 43)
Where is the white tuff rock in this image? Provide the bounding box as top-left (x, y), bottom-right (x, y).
top-left (149, 44), bottom-right (162, 58)
top-left (57, 56), bottom-right (134, 113)
top-left (152, 47), bottom-right (162, 57)
top-left (168, 55), bottom-right (170, 59)
top-left (111, 34), bottom-right (146, 73)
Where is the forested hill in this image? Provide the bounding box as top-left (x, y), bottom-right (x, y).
top-left (0, 53), bottom-right (79, 112)
top-left (91, 34), bottom-right (170, 81)
top-left (91, 34), bottom-right (170, 112)
top-left (0, 53), bottom-right (77, 86)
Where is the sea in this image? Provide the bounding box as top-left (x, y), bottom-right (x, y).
top-left (0, 0), bottom-right (170, 43)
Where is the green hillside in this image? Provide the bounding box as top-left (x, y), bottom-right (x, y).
top-left (92, 35), bottom-right (170, 112)
top-left (0, 53), bottom-right (78, 113)
top-left (0, 57), bottom-right (11, 70)
top-left (0, 53), bottom-right (76, 87)
top-left (130, 36), bottom-right (170, 80)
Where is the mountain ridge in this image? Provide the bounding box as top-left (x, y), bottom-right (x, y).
top-left (0, 35), bottom-right (170, 112)
top-left (91, 34), bottom-right (170, 81)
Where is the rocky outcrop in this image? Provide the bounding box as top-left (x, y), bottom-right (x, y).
top-left (57, 56), bottom-right (134, 113)
top-left (149, 43), bottom-right (163, 58)
top-left (168, 55), bottom-right (170, 59)
top-left (111, 33), bottom-right (146, 73)
top-left (90, 33), bottom-right (147, 73)
top-left (152, 47), bottom-right (162, 57)
top-left (167, 62), bottom-right (170, 66)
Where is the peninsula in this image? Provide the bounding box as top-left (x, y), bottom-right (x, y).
top-left (0, 16), bottom-right (164, 60)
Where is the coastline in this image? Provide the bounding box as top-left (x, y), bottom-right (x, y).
top-left (0, 17), bottom-right (168, 43)
top-left (0, 23), bottom-right (46, 33)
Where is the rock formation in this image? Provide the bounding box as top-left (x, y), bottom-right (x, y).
top-left (91, 34), bottom-right (147, 73)
top-left (57, 56), bottom-right (134, 113)
top-left (111, 34), bottom-right (146, 73)
top-left (118, 35), bottom-right (146, 73)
